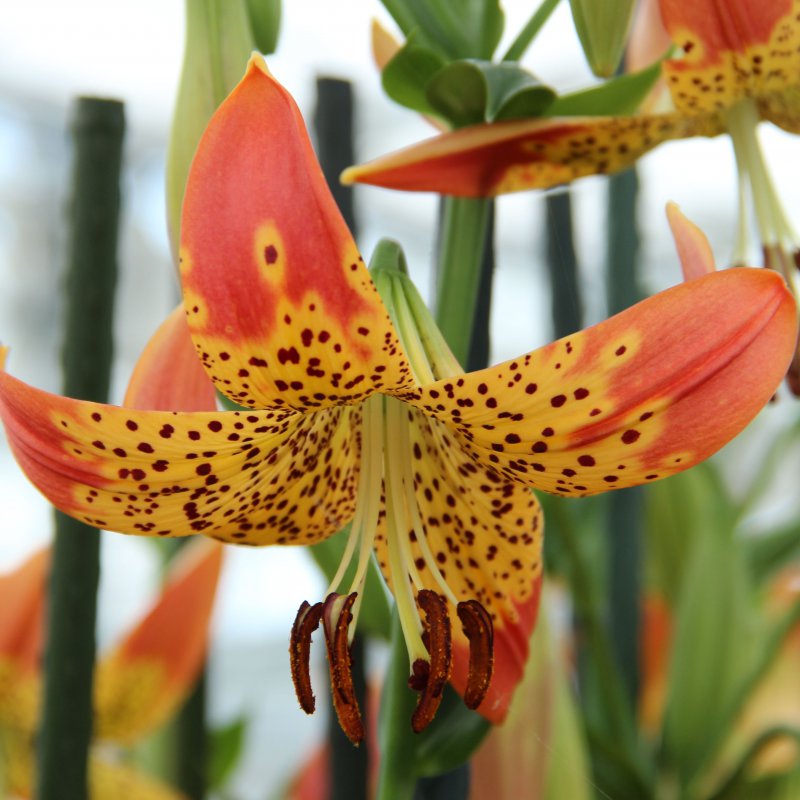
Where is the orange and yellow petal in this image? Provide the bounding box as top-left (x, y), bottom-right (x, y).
top-left (95, 538), bottom-right (222, 743)
top-left (0, 549), bottom-right (48, 733)
top-left (124, 305), bottom-right (217, 412)
top-left (89, 759), bottom-right (188, 800)
top-left (660, 0), bottom-right (800, 122)
top-left (180, 55), bottom-right (412, 413)
top-left (639, 592), bottom-right (672, 736)
top-left (374, 408), bottom-right (543, 722)
top-left (342, 112), bottom-right (720, 197)
top-left (666, 201), bottom-right (717, 280)
top-left (406, 268), bottom-right (797, 496)
top-left (0, 548), bottom-right (47, 670)
top-left (0, 367), bottom-right (359, 545)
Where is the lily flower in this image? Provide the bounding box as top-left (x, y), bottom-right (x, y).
top-left (0, 539), bottom-right (223, 799)
top-left (345, 0), bottom-right (800, 392)
top-left (342, 0), bottom-right (798, 195)
top-left (0, 54), bottom-right (796, 743)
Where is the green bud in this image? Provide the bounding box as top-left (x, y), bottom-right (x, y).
top-left (569, 0), bottom-right (637, 78)
top-left (166, 0), bottom-right (260, 259)
top-left (244, 0), bottom-right (282, 55)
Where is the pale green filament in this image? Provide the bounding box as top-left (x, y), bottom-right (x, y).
top-left (727, 99), bottom-right (800, 296)
top-left (390, 399), bottom-right (460, 607)
top-left (325, 396), bottom-right (383, 599)
top-left (383, 400), bottom-right (428, 665)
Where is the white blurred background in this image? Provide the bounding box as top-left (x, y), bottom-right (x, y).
top-left (0, 2), bottom-right (798, 796)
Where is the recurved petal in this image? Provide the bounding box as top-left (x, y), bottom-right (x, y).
top-left (406, 268), bottom-right (797, 496)
top-left (180, 55), bottom-right (412, 413)
top-left (342, 112), bottom-right (719, 197)
top-left (0, 363), bottom-right (359, 545)
top-left (660, 0), bottom-right (800, 119)
top-left (374, 408), bottom-right (544, 722)
top-left (124, 305), bottom-right (217, 412)
top-left (94, 537), bottom-right (222, 743)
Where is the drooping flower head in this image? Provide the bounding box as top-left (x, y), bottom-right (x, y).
top-left (0, 55), bottom-right (795, 742)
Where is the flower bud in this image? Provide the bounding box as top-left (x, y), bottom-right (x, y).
top-left (569, 0), bottom-right (638, 77)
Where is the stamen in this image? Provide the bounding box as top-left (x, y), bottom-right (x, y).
top-left (394, 404), bottom-right (458, 606)
top-left (322, 592), bottom-right (365, 744)
top-left (409, 589), bottom-right (452, 733)
top-left (384, 405), bottom-right (427, 665)
top-left (289, 600), bottom-right (324, 714)
top-left (457, 600), bottom-right (494, 710)
top-left (327, 399), bottom-right (383, 598)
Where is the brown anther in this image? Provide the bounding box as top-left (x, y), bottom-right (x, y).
top-left (787, 354), bottom-right (800, 398)
top-left (322, 592), bottom-right (364, 745)
top-left (289, 600), bottom-right (324, 714)
top-left (409, 589), bottom-right (452, 733)
top-left (457, 600), bottom-right (494, 710)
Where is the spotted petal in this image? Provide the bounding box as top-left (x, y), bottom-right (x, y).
top-left (0, 359), bottom-right (359, 545)
top-left (660, 0), bottom-right (800, 127)
top-left (180, 55), bottom-right (412, 412)
top-left (95, 537), bottom-right (222, 743)
top-left (342, 112), bottom-right (719, 197)
top-left (406, 268), bottom-right (797, 495)
top-left (374, 408), bottom-right (543, 722)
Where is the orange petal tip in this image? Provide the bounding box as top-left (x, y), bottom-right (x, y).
top-left (666, 202), bottom-right (717, 280)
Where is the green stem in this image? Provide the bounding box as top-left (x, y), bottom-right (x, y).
top-left (434, 197), bottom-right (491, 366)
top-left (545, 189), bottom-right (583, 337)
top-left (175, 671), bottom-right (208, 799)
top-left (605, 167), bottom-right (643, 707)
top-left (37, 97), bottom-right (124, 800)
top-left (502, 0), bottom-right (562, 62)
top-left (465, 202), bottom-right (495, 372)
top-left (376, 614), bottom-right (422, 800)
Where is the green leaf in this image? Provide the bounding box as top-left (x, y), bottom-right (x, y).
top-left (544, 649), bottom-right (593, 800)
top-left (309, 527), bottom-right (392, 640)
top-left (244, 0), bottom-right (281, 54)
top-left (644, 462), bottom-right (734, 608)
top-left (208, 717), bottom-right (248, 790)
top-left (412, 687), bottom-right (491, 777)
top-left (706, 727), bottom-right (800, 800)
top-left (381, 38), bottom-right (447, 117)
top-left (380, 0), bottom-right (504, 60)
top-left (745, 520), bottom-right (800, 585)
top-left (546, 60), bottom-right (663, 117)
top-left (661, 517), bottom-right (758, 787)
top-left (426, 60), bottom-right (555, 126)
